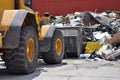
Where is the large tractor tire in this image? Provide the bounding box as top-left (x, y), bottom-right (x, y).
top-left (4, 26), bottom-right (38, 74)
top-left (41, 30), bottom-right (64, 64)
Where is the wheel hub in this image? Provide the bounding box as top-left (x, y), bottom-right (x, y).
top-left (55, 38), bottom-right (62, 56)
top-left (27, 38), bottom-right (35, 62)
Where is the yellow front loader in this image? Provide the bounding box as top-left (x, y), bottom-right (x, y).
top-left (0, 0), bottom-right (64, 74)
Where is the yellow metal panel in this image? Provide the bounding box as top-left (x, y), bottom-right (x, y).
top-left (0, 53), bottom-right (3, 56)
top-left (0, 10), bottom-right (18, 31)
top-left (85, 42), bottom-right (101, 54)
top-left (0, 0), bottom-right (34, 13)
top-left (39, 25), bottom-right (50, 40)
top-left (40, 16), bottom-right (50, 22)
top-left (0, 11), bottom-right (3, 24)
top-left (0, 33), bottom-right (2, 48)
top-left (0, 0), bottom-right (14, 10)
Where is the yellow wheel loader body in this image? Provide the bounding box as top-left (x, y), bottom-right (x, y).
top-left (0, 0), bottom-right (64, 74)
top-left (0, 0), bottom-right (40, 74)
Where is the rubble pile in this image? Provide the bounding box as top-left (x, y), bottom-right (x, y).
top-left (50, 11), bottom-right (120, 29)
top-left (48, 11), bottom-right (120, 61)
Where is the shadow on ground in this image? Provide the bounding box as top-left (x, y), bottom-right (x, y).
top-left (0, 59), bottom-right (67, 80)
top-left (37, 59), bottom-right (67, 68)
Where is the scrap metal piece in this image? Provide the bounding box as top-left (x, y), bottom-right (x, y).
top-left (106, 49), bottom-right (120, 60)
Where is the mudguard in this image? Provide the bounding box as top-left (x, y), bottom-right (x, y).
top-left (39, 25), bottom-right (56, 52)
top-left (0, 10), bottom-right (37, 49)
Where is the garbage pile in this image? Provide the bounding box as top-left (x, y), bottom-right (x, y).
top-left (50, 11), bottom-right (120, 29)
top-left (48, 11), bottom-right (120, 61)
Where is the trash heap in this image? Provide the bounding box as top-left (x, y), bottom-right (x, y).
top-left (48, 11), bottom-right (120, 61)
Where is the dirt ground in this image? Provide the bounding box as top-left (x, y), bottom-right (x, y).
top-left (0, 58), bottom-right (120, 80)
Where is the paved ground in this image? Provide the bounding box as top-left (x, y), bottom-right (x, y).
top-left (0, 58), bottom-right (120, 80)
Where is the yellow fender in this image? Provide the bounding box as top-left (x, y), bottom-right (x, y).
top-left (0, 10), bottom-right (38, 49)
top-left (39, 25), bottom-right (57, 52)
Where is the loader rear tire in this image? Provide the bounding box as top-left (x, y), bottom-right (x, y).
top-left (41, 30), bottom-right (64, 64)
top-left (4, 26), bottom-right (38, 74)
